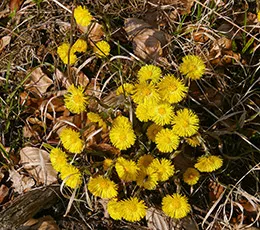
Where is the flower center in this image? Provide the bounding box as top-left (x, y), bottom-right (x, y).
top-left (143, 88), bottom-right (151, 96)
top-left (172, 200), bottom-right (181, 209)
top-left (170, 84), bottom-right (177, 91)
top-left (119, 133), bottom-right (127, 141)
top-left (158, 108), bottom-right (166, 115)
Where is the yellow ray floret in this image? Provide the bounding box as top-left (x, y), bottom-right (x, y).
top-left (59, 127), bottom-right (84, 154)
top-left (88, 175), bottom-right (118, 199)
top-left (136, 167), bottom-right (158, 190)
top-left (137, 64), bottom-right (162, 83)
top-left (57, 43), bottom-right (77, 64)
top-left (146, 123), bottom-right (163, 142)
top-left (135, 102), bottom-right (152, 122)
top-left (87, 112), bottom-right (107, 131)
top-left (155, 128), bottom-right (180, 153)
top-left (107, 199), bottom-right (123, 220)
top-left (162, 193), bottom-right (191, 219)
top-left (93, 41), bottom-right (110, 57)
top-left (185, 135), bottom-right (201, 147)
top-left (116, 83), bottom-right (135, 96)
top-left (49, 148), bottom-right (68, 172)
top-left (120, 197), bottom-right (147, 222)
top-left (148, 158), bottom-right (174, 181)
top-left (71, 39), bottom-right (87, 53)
top-left (183, 167), bottom-right (200, 185)
top-left (179, 55), bottom-right (205, 80)
top-left (172, 108), bottom-right (199, 137)
top-left (64, 84), bottom-right (88, 114)
top-left (103, 158), bottom-right (113, 171)
top-left (195, 155), bottom-right (223, 172)
top-left (158, 74), bottom-right (188, 104)
top-left (115, 157), bottom-right (139, 182)
top-left (150, 102), bottom-right (174, 126)
top-left (74, 6), bottom-right (92, 27)
top-left (60, 164), bottom-right (82, 189)
top-left (137, 154), bottom-right (154, 169)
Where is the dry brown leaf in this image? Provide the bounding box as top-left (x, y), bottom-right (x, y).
top-left (0, 184), bottom-right (9, 204)
top-left (124, 18), bottom-right (169, 61)
top-left (8, 168), bottom-right (35, 194)
top-left (146, 207), bottom-right (171, 230)
top-left (19, 147), bottom-right (57, 185)
top-left (55, 68), bottom-right (70, 89)
top-left (26, 67), bottom-right (53, 96)
top-left (0, 36), bottom-right (11, 53)
top-left (24, 216), bottom-right (60, 230)
top-left (88, 22), bottom-right (104, 46)
top-left (9, 0), bottom-right (24, 11)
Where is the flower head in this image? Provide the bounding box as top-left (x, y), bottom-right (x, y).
top-left (71, 39), bottom-right (87, 53)
top-left (60, 164), bottom-right (82, 189)
top-left (137, 65), bottom-right (161, 83)
top-left (179, 55), bottom-right (205, 80)
top-left (162, 193), bottom-right (191, 219)
top-left (74, 6), bottom-right (92, 27)
top-left (87, 112), bottom-right (107, 131)
top-left (49, 148), bottom-right (68, 172)
top-left (172, 108), bottom-right (199, 137)
top-left (121, 197), bottom-right (147, 222)
top-left (59, 127), bottom-right (84, 154)
top-left (116, 83), bottom-right (135, 96)
top-left (183, 168), bottom-right (200, 185)
top-left (135, 102), bottom-right (152, 122)
top-left (137, 154), bottom-right (154, 169)
top-left (132, 82), bottom-right (160, 105)
top-left (149, 158), bottom-right (174, 181)
top-left (150, 102), bottom-right (174, 125)
top-left (146, 123), bottom-right (163, 142)
top-left (88, 175), bottom-right (118, 198)
top-left (107, 199), bottom-right (123, 220)
top-left (115, 157), bottom-right (139, 182)
top-left (155, 128), bottom-right (180, 153)
top-left (136, 167), bottom-right (158, 190)
top-left (93, 41), bottom-right (110, 57)
top-left (57, 43), bottom-right (77, 64)
top-left (195, 155), bottom-right (223, 172)
top-left (158, 74), bottom-right (188, 104)
top-left (103, 158), bottom-right (113, 170)
top-left (185, 135), bottom-right (201, 147)
top-left (109, 116), bottom-right (136, 150)
top-left (64, 84), bottom-right (88, 114)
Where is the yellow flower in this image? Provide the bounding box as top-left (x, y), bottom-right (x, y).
top-left (179, 55), bottom-right (205, 80)
top-left (162, 193), bottom-right (191, 219)
top-left (93, 41), bottom-right (110, 57)
top-left (155, 128), bottom-right (180, 153)
top-left (258, 11), bottom-right (260, 22)
top-left (60, 164), bottom-right (82, 189)
top-left (185, 135), bottom-right (201, 147)
top-left (150, 102), bottom-right (174, 125)
top-left (71, 39), bottom-right (87, 53)
top-left (135, 102), bottom-right (152, 122)
top-left (109, 116), bottom-right (136, 150)
top-left (183, 168), bottom-right (200, 185)
top-left (103, 158), bottom-right (113, 170)
top-left (137, 154), bottom-right (154, 169)
top-left (49, 148), bottom-right (68, 172)
top-left (116, 83), bottom-right (135, 96)
top-left (137, 65), bottom-right (162, 83)
top-left (146, 123), bottom-right (163, 142)
top-left (132, 82), bottom-right (160, 105)
top-left (59, 127), bottom-right (84, 154)
top-left (115, 157), bottom-right (139, 182)
top-left (172, 108), bottom-right (199, 137)
top-left (136, 167), bottom-right (158, 190)
top-left (57, 43), bottom-right (77, 64)
top-left (64, 84), bottom-right (88, 114)
top-left (195, 155), bottom-right (223, 172)
top-left (121, 197), bottom-right (147, 222)
top-left (74, 6), bottom-right (92, 27)
top-left (87, 112), bottom-right (107, 131)
top-left (107, 199), bottom-right (123, 220)
top-left (148, 158), bottom-right (174, 181)
top-left (158, 74), bottom-right (188, 104)
top-left (88, 175), bottom-right (118, 198)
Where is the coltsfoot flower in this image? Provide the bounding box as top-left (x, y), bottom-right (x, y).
top-left (135, 102), bottom-right (152, 122)
top-left (195, 155), bottom-right (223, 172)
top-left (88, 175), bottom-right (118, 198)
top-left (137, 65), bottom-right (161, 83)
top-left (137, 154), bottom-right (154, 169)
top-left (71, 39), bottom-right (87, 53)
top-left (148, 158), bottom-right (174, 181)
top-left (115, 157), bottom-right (139, 182)
top-left (107, 199), bottom-right (123, 220)
top-left (60, 164), bottom-right (82, 189)
top-left (116, 83), bottom-right (135, 96)
top-left (179, 55), bottom-right (205, 80)
top-left (162, 193), bottom-right (191, 219)
top-left (146, 123), bottom-right (163, 142)
top-left (87, 112), bottom-right (107, 131)
top-left (158, 74), bottom-right (188, 104)
top-left (136, 167), bottom-right (158, 190)
top-left (59, 127), bottom-right (84, 154)
top-left (155, 128), bottom-right (180, 153)
top-left (49, 148), bottom-right (68, 172)
top-left (74, 6), bottom-right (92, 27)
top-left (172, 108), bottom-right (199, 137)
top-left (183, 167), bottom-right (200, 185)
top-left (103, 158), bottom-right (113, 171)
top-left (150, 102), bottom-right (174, 125)
top-left (93, 41), bottom-right (110, 57)
top-left (57, 43), bottom-right (77, 64)
top-left (64, 84), bottom-right (88, 114)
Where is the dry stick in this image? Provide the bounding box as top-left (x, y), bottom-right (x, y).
top-left (51, 0), bottom-right (72, 14)
top-left (194, 0), bottom-right (260, 43)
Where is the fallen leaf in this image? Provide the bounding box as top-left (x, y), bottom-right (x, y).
top-left (25, 67), bottom-right (53, 96)
top-left (24, 216), bottom-right (60, 230)
top-left (19, 147), bottom-right (58, 185)
top-left (0, 36), bottom-right (11, 53)
top-left (0, 184), bottom-right (9, 204)
top-left (88, 22), bottom-right (104, 46)
top-left (146, 207), bottom-right (171, 230)
top-left (9, 0), bottom-right (24, 11)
